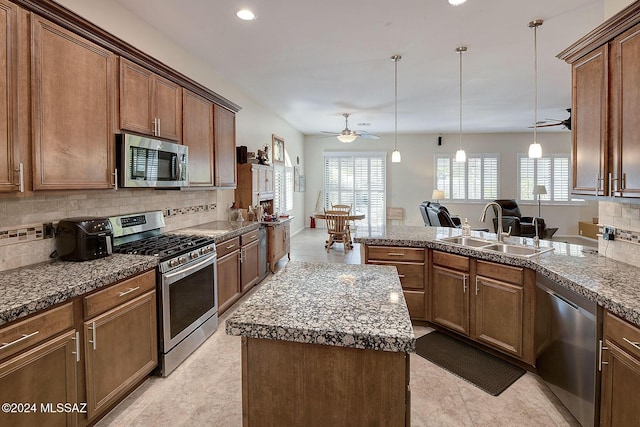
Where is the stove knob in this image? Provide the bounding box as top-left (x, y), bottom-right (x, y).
top-left (199, 248), bottom-right (206, 255)
top-left (190, 252), bottom-right (198, 259)
top-left (169, 259), bottom-right (178, 267)
top-left (179, 256), bottom-right (187, 264)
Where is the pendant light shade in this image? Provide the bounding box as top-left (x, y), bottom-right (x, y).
top-left (391, 55), bottom-right (402, 163)
top-left (455, 46), bottom-right (467, 163)
top-left (528, 19), bottom-right (543, 159)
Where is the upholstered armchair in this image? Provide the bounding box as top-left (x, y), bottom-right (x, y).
top-left (491, 199), bottom-right (545, 238)
top-left (419, 202), bottom-right (462, 227)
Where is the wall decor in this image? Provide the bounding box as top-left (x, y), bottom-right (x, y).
top-left (272, 134), bottom-right (285, 164)
top-left (299, 175), bottom-right (306, 192)
top-left (294, 166), bottom-right (301, 192)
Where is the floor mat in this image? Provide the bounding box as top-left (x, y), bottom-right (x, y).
top-left (415, 331), bottom-right (526, 396)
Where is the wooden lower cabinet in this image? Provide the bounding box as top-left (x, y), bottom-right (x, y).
top-left (0, 330), bottom-right (78, 427)
top-left (241, 239), bottom-right (259, 293)
top-left (84, 290), bottom-right (157, 421)
top-left (365, 246), bottom-right (428, 320)
top-left (267, 222), bottom-right (290, 273)
top-left (432, 265), bottom-right (469, 335)
top-left (217, 242), bottom-right (241, 315)
top-left (600, 312), bottom-right (640, 426)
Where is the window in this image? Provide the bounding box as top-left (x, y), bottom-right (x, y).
top-left (435, 154), bottom-right (499, 201)
top-left (323, 152), bottom-right (386, 230)
top-left (273, 164), bottom-right (293, 213)
top-left (518, 154), bottom-right (580, 203)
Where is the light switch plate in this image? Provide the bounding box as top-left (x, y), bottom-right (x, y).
top-left (603, 226), bottom-right (616, 241)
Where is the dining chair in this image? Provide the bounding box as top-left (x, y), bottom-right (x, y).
top-left (331, 204), bottom-right (352, 214)
top-left (323, 210), bottom-right (351, 253)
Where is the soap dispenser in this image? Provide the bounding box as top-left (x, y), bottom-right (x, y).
top-left (462, 218), bottom-right (471, 236)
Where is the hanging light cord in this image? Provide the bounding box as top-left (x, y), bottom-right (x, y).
top-left (533, 22), bottom-right (538, 145)
top-left (394, 57), bottom-right (398, 150)
top-left (459, 48), bottom-right (463, 151)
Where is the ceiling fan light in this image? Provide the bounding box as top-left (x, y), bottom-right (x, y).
top-left (337, 134), bottom-right (358, 143)
top-left (448, 0), bottom-right (467, 5)
top-left (455, 149), bottom-right (467, 162)
top-left (528, 142), bottom-right (542, 158)
top-left (392, 149), bottom-right (402, 163)
top-left (236, 9), bottom-right (256, 20)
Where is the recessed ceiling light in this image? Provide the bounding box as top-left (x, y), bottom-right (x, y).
top-left (236, 9), bottom-right (256, 20)
top-left (448, 0), bottom-right (466, 5)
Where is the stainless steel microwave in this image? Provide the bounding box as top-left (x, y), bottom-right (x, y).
top-left (118, 133), bottom-right (188, 188)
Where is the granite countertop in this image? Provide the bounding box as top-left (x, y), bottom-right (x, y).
top-left (173, 220), bottom-right (260, 243)
top-left (0, 254), bottom-right (158, 325)
top-left (226, 261), bottom-right (415, 353)
top-left (355, 225), bottom-right (640, 327)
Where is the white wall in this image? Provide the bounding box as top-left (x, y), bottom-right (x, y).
top-left (55, 0), bottom-right (306, 234)
top-left (605, 0), bottom-right (635, 19)
top-left (304, 132), bottom-right (598, 235)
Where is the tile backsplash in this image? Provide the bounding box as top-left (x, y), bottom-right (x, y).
top-left (598, 201), bottom-right (640, 265)
top-left (0, 189), bottom-right (230, 271)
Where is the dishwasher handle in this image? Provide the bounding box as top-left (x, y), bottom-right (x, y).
top-left (547, 289), bottom-right (579, 311)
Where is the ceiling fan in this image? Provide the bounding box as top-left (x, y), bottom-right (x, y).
top-left (321, 113), bottom-right (380, 143)
top-left (531, 108), bottom-right (572, 130)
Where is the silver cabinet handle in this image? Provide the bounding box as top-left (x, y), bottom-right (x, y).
top-left (599, 339), bottom-right (608, 371)
top-left (249, 234), bottom-right (257, 239)
top-left (623, 337), bottom-right (640, 350)
top-left (226, 244), bottom-right (236, 249)
top-left (386, 253), bottom-right (405, 257)
top-left (475, 277), bottom-right (479, 295)
top-left (608, 172), bottom-right (613, 197)
top-left (72, 331), bottom-right (80, 362)
top-left (16, 162), bottom-right (24, 192)
top-left (112, 168), bottom-right (118, 190)
top-left (157, 118), bottom-right (161, 136)
top-left (118, 286), bottom-right (140, 297)
top-left (0, 330), bottom-right (39, 350)
top-left (463, 275), bottom-right (467, 293)
top-left (89, 322), bottom-right (97, 350)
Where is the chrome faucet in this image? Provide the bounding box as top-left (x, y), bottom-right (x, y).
top-left (533, 217), bottom-right (540, 249)
top-left (480, 202), bottom-right (511, 243)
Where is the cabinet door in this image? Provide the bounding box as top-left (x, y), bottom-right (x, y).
top-left (119, 58), bottom-right (153, 136)
top-left (474, 275), bottom-right (523, 357)
top-left (0, 330), bottom-right (78, 427)
top-left (183, 90), bottom-right (214, 186)
top-left (600, 340), bottom-right (640, 426)
top-left (241, 239), bottom-right (259, 292)
top-left (571, 46), bottom-right (608, 196)
top-left (283, 222), bottom-right (290, 255)
top-left (0, 0), bottom-right (19, 192)
top-left (32, 16), bottom-right (116, 190)
top-left (153, 75), bottom-right (181, 142)
top-left (213, 105), bottom-right (236, 188)
top-left (611, 24), bottom-right (640, 197)
top-left (84, 291), bottom-right (157, 421)
top-left (268, 225), bottom-right (285, 272)
top-left (431, 265), bottom-right (469, 336)
top-left (217, 249), bottom-right (241, 315)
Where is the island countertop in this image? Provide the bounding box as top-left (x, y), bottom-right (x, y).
top-left (225, 261), bottom-right (415, 353)
top-left (355, 225), bottom-right (640, 327)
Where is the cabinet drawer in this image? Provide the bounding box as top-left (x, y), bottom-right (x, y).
top-left (368, 246), bottom-right (425, 262)
top-left (404, 290), bottom-right (426, 320)
top-left (476, 260), bottom-right (523, 286)
top-left (605, 311), bottom-right (640, 361)
top-left (241, 230), bottom-right (259, 246)
top-left (218, 237), bottom-right (240, 258)
top-left (433, 251), bottom-right (469, 272)
top-left (369, 261), bottom-right (424, 290)
top-left (0, 303), bottom-right (73, 361)
top-left (84, 270), bottom-right (155, 319)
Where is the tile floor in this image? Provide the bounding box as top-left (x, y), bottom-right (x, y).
top-left (97, 228), bottom-right (580, 426)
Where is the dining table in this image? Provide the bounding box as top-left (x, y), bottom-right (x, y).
top-left (313, 211), bottom-right (365, 250)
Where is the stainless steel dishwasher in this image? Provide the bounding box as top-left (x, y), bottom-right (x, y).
top-left (535, 275), bottom-right (602, 427)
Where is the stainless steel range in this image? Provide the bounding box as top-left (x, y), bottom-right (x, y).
top-left (110, 211), bottom-right (218, 377)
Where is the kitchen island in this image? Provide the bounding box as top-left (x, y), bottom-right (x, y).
top-left (226, 261), bottom-right (415, 427)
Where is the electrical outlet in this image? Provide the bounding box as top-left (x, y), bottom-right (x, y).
top-left (603, 226), bottom-right (616, 241)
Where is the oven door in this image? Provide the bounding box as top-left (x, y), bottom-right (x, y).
top-left (160, 252), bottom-right (217, 353)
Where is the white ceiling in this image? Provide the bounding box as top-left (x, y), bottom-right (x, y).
top-left (114, 0), bottom-right (603, 136)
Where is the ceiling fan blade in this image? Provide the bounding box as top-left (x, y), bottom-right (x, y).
top-left (358, 133), bottom-right (380, 139)
top-left (321, 131), bottom-right (340, 136)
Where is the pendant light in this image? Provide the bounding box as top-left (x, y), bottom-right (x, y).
top-left (391, 54), bottom-right (402, 163)
top-left (455, 46), bottom-right (467, 163)
top-left (528, 19), bottom-right (543, 159)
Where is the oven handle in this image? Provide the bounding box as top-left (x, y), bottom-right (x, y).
top-left (163, 252), bottom-right (217, 285)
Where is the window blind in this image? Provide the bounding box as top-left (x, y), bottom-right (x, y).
top-left (434, 154), bottom-right (499, 201)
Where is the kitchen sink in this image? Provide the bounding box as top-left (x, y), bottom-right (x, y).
top-left (482, 243), bottom-right (554, 257)
top-left (438, 236), bottom-right (493, 247)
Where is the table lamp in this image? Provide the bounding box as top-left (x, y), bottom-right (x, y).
top-left (432, 190), bottom-right (445, 203)
top-left (533, 185), bottom-right (547, 217)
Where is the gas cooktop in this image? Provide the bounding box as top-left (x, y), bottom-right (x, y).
top-left (112, 234), bottom-right (214, 259)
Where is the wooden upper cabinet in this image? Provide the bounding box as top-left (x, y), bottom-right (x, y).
top-left (611, 23), bottom-right (640, 197)
top-left (571, 46), bottom-right (608, 196)
top-left (31, 15), bottom-right (116, 190)
top-left (183, 90), bottom-right (214, 186)
top-left (0, 0), bottom-right (20, 193)
top-left (119, 58), bottom-right (182, 142)
top-left (213, 105), bottom-right (236, 188)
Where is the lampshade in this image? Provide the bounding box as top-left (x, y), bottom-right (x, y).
top-left (432, 190), bottom-right (445, 200)
top-left (528, 19), bottom-right (544, 159)
top-left (391, 55), bottom-right (402, 163)
top-left (533, 185), bottom-right (547, 195)
top-left (455, 149), bottom-right (466, 162)
top-left (337, 134), bottom-right (358, 143)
